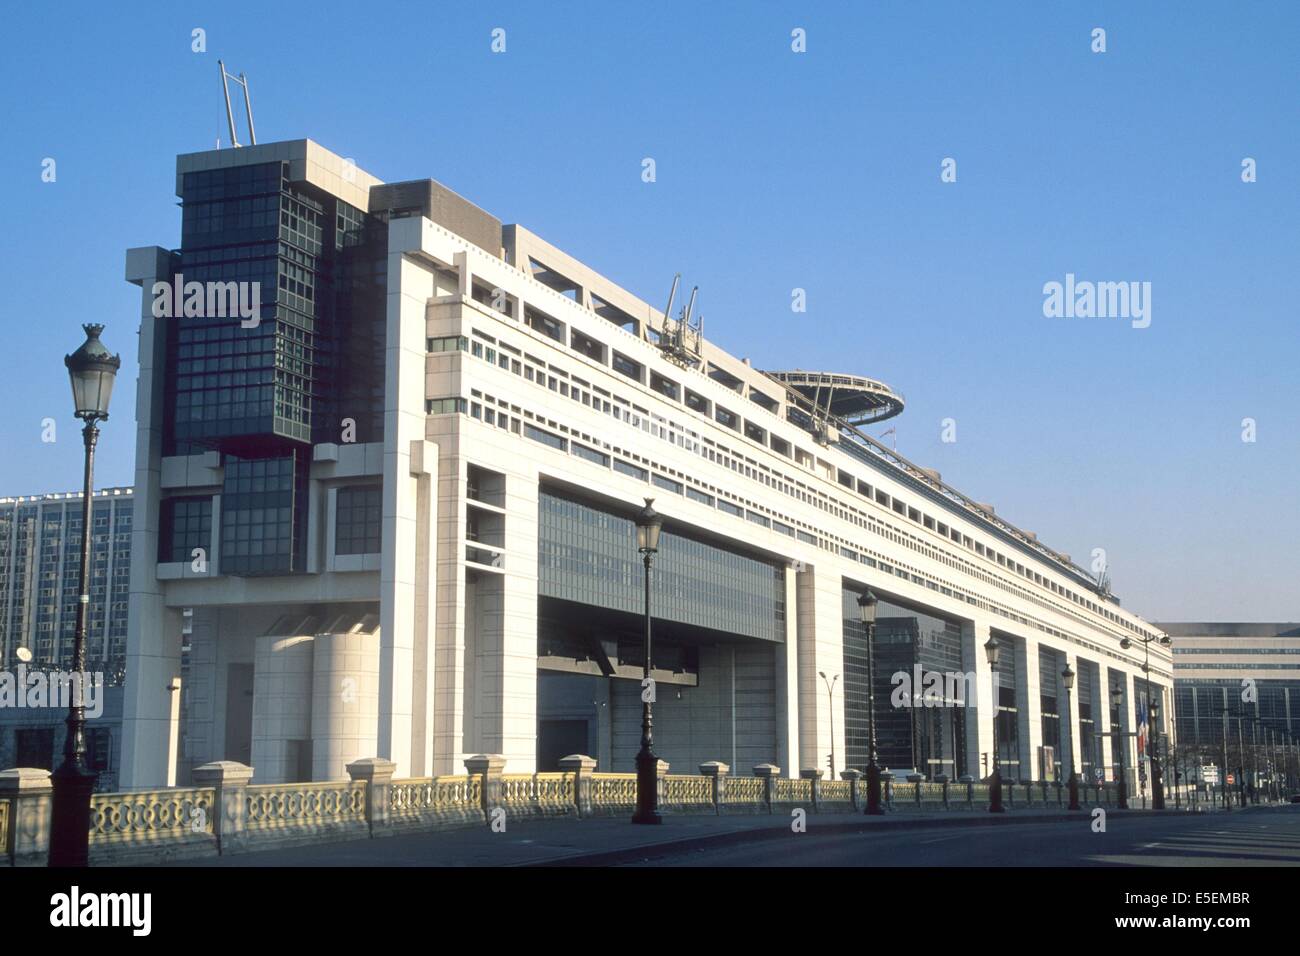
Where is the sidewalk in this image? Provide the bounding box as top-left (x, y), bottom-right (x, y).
top-left (169, 805), bottom-right (1185, 868)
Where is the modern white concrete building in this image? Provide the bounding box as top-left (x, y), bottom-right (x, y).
top-left (119, 139), bottom-right (1171, 789)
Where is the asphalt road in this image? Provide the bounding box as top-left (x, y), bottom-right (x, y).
top-left (621, 806), bottom-right (1300, 867)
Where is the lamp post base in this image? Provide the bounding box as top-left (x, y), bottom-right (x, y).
top-left (1067, 772), bottom-right (1081, 811)
top-left (989, 770), bottom-right (1005, 813)
top-left (864, 762), bottom-right (884, 815)
top-left (49, 759), bottom-right (97, 868)
top-left (631, 747), bottom-right (661, 825)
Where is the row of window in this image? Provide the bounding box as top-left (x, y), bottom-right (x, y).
top-left (455, 380), bottom-right (1151, 676)
top-left (444, 325), bottom-right (1158, 668)
top-left (450, 289), bottom-right (1140, 636)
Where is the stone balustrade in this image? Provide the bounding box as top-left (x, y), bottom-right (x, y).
top-left (0, 755), bottom-right (1111, 865)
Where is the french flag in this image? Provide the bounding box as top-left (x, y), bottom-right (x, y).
top-left (1137, 699), bottom-right (1149, 758)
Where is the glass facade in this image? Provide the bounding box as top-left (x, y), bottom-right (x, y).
top-left (993, 630), bottom-right (1021, 780)
top-left (166, 159), bottom-right (388, 577)
top-left (0, 494), bottom-right (132, 674)
top-left (219, 453), bottom-right (308, 576)
top-left (335, 485), bottom-right (382, 555)
top-left (1077, 658), bottom-right (1098, 780)
top-left (537, 490), bottom-right (785, 642)
top-left (1176, 679), bottom-right (1299, 745)
top-left (1039, 646), bottom-right (1062, 780)
top-left (1108, 669), bottom-right (1128, 773)
top-left (159, 496), bottom-right (213, 563)
top-left (841, 589), bottom-right (965, 777)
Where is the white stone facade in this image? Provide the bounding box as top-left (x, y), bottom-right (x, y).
top-left (119, 140), bottom-right (1172, 788)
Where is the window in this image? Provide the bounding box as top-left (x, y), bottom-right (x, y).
top-left (611, 352), bottom-right (644, 383)
top-left (572, 443), bottom-right (609, 467)
top-left (686, 487), bottom-right (714, 506)
top-left (335, 485), bottom-right (381, 555)
top-left (88, 727), bottom-right (112, 772)
top-left (526, 307), bottom-right (564, 343)
top-left (427, 335), bottom-right (467, 352)
top-left (650, 371), bottom-right (680, 402)
top-left (570, 329), bottom-right (606, 362)
top-left (613, 459), bottom-right (648, 481)
top-left (685, 389), bottom-right (711, 415)
top-left (524, 424), bottom-right (567, 451)
top-left (652, 474), bottom-right (683, 495)
top-left (743, 420), bottom-right (766, 444)
top-left (159, 496), bottom-right (212, 563)
top-left (715, 406), bottom-right (739, 430)
top-left (427, 397), bottom-right (467, 415)
top-left (749, 390), bottom-right (778, 412)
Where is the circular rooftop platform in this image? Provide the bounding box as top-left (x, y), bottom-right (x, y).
top-left (765, 370), bottom-right (905, 425)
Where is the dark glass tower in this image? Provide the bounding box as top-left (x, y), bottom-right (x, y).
top-left (163, 159), bottom-right (387, 575)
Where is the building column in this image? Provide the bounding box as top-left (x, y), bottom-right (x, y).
top-left (1095, 664), bottom-right (1112, 781)
top-left (1021, 639), bottom-right (1042, 781)
top-left (379, 246), bottom-right (435, 777)
top-left (1061, 650), bottom-right (1082, 785)
top-left (774, 567), bottom-right (799, 776)
top-left (120, 247), bottom-right (181, 789)
top-left (795, 565), bottom-right (844, 777)
top-left (962, 618), bottom-right (995, 781)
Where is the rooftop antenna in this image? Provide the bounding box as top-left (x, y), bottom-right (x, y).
top-left (662, 274), bottom-right (680, 333)
top-left (657, 274), bottom-right (702, 368)
top-left (218, 60), bottom-right (257, 147)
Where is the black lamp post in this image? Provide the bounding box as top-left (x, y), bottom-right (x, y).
top-left (1149, 696), bottom-right (1165, 810)
top-left (858, 589), bottom-right (884, 815)
top-left (631, 498), bottom-right (664, 825)
top-left (50, 324), bottom-right (120, 867)
top-left (985, 635), bottom-right (1004, 813)
top-left (819, 671), bottom-right (839, 779)
top-left (1112, 684), bottom-right (1129, 810)
top-left (1061, 663), bottom-right (1081, 810)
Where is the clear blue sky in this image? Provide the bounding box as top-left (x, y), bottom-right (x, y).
top-left (1, 1), bottom-right (1296, 621)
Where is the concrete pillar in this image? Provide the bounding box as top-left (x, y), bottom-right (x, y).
top-left (700, 761), bottom-right (728, 813)
top-left (1062, 650), bottom-right (1083, 785)
top-left (800, 767), bottom-right (823, 811)
top-left (379, 247), bottom-right (436, 776)
top-left (754, 763), bottom-right (780, 813)
top-left (251, 634), bottom-right (314, 783)
top-left (841, 768), bottom-right (862, 810)
top-left (121, 247), bottom-right (181, 789)
top-left (795, 565), bottom-right (844, 777)
top-left (775, 568), bottom-right (799, 777)
top-left (963, 619), bottom-right (995, 780)
top-left (1096, 662), bottom-right (1113, 782)
top-left (312, 630), bottom-right (380, 780)
top-left (0, 768), bottom-right (53, 866)
top-left (191, 760), bottom-right (253, 856)
top-left (121, 605), bottom-right (185, 789)
top-left (465, 753), bottom-right (506, 823)
top-left (1021, 639), bottom-right (1042, 781)
top-left (347, 757), bottom-right (397, 837)
top-left (558, 754), bottom-right (598, 817)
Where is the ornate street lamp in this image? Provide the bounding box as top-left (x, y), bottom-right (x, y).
top-left (985, 635), bottom-right (1004, 812)
top-left (858, 589), bottom-right (884, 815)
top-left (1112, 684), bottom-right (1129, 810)
top-left (1061, 663), bottom-right (1081, 810)
top-left (50, 324), bottom-right (120, 867)
top-left (631, 498), bottom-right (664, 825)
